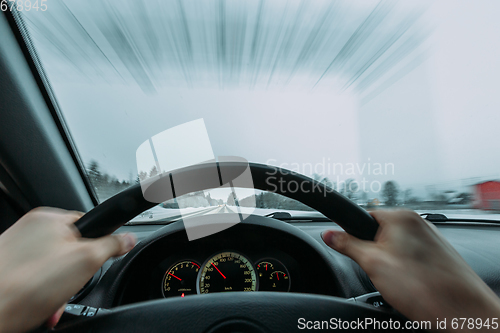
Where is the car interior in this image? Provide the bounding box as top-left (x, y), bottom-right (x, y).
top-left (1, 3), bottom-right (500, 333)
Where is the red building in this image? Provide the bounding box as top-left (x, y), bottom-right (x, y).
top-left (473, 181), bottom-right (500, 210)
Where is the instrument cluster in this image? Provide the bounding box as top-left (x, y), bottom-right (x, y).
top-left (160, 251), bottom-right (292, 298)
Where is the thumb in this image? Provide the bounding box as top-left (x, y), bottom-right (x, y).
top-left (322, 230), bottom-right (372, 263)
top-left (90, 233), bottom-right (136, 263)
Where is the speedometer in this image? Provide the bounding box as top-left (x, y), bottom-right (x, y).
top-left (198, 251), bottom-right (257, 293)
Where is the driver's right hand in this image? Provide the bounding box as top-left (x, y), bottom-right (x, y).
top-left (322, 210), bottom-right (500, 332)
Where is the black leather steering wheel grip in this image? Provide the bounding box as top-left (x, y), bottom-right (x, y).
top-left (75, 162), bottom-right (378, 241)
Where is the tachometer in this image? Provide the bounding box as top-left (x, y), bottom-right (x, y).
top-left (198, 252), bottom-right (257, 293)
top-left (162, 261), bottom-right (200, 298)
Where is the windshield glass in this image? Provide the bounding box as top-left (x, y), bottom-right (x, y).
top-left (19, 0), bottom-right (500, 221)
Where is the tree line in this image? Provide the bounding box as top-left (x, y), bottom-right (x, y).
top-left (86, 161), bottom-right (470, 208)
top-left (86, 160), bottom-right (132, 201)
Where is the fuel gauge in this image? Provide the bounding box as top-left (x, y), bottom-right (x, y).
top-left (256, 259), bottom-right (291, 292)
top-left (269, 270), bottom-right (290, 292)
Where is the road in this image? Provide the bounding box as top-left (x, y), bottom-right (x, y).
top-left (128, 205), bottom-right (238, 224)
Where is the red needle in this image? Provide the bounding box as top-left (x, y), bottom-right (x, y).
top-left (277, 273), bottom-right (279, 281)
top-left (169, 272), bottom-right (182, 281)
top-left (212, 263), bottom-right (226, 279)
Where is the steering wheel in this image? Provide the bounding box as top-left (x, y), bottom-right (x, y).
top-left (75, 161), bottom-right (378, 240)
top-left (58, 162), bottom-right (403, 333)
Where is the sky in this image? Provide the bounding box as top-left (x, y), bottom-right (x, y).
top-left (22, 0), bottom-right (500, 200)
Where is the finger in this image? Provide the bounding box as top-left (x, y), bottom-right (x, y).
top-left (370, 209), bottom-right (417, 228)
top-left (63, 211), bottom-right (86, 237)
top-left (369, 210), bottom-right (392, 227)
top-left (61, 211), bottom-right (85, 225)
top-left (30, 206), bottom-right (79, 216)
top-left (66, 210), bottom-right (85, 219)
top-left (29, 207), bottom-right (84, 225)
top-left (86, 233), bottom-right (136, 263)
top-left (321, 230), bottom-right (373, 262)
top-left (45, 303), bottom-right (66, 328)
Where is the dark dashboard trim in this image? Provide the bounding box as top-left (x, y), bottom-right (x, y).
top-left (79, 214), bottom-right (343, 308)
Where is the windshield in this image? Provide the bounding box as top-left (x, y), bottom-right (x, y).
top-left (18, 0), bottom-right (500, 221)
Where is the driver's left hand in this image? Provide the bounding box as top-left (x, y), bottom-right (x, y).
top-left (0, 207), bottom-right (136, 333)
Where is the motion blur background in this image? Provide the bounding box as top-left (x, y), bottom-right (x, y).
top-left (19, 0), bottom-right (500, 218)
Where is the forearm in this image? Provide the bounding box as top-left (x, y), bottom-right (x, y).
top-left (426, 279), bottom-right (500, 333)
top-left (444, 290), bottom-right (500, 333)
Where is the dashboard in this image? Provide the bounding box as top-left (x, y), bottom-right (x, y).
top-left (109, 215), bottom-right (339, 307)
top-left (76, 213), bottom-right (500, 314)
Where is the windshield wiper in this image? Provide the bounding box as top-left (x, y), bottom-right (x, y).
top-left (420, 213), bottom-right (448, 222)
top-left (125, 216), bottom-right (182, 225)
top-left (420, 213), bottom-right (500, 224)
top-left (265, 212), bottom-right (332, 223)
top-left (265, 212), bottom-right (293, 219)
